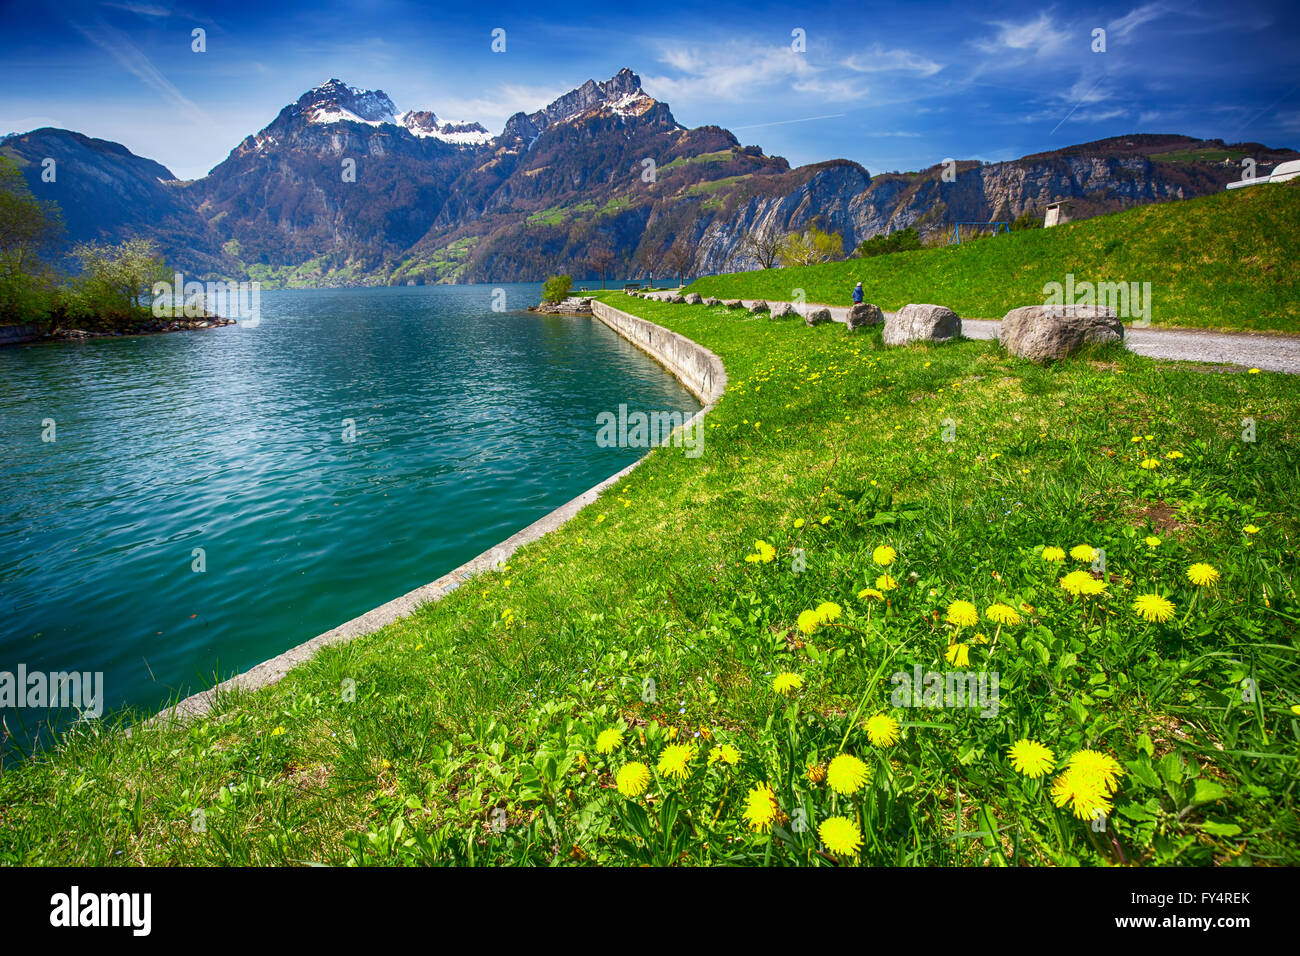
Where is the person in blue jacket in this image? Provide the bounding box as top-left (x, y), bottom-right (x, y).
top-left (852, 282), bottom-right (864, 304)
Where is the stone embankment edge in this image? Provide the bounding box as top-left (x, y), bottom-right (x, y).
top-left (153, 300), bottom-right (726, 724)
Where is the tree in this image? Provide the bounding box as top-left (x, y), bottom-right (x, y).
top-left (739, 226), bottom-right (782, 269)
top-left (69, 238), bottom-right (169, 321)
top-left (778, 223), bottom-right (844, 267)
top-left (541, 274), bottom-right (573, 303)
top-left (0, 156), bottom-right (64, 322)
top-left (636, 242), bottom-right (665, 289)
top-left (662, 235), bottom-right (698, 287)
top-left (586, 244), bottom-right (616, 290)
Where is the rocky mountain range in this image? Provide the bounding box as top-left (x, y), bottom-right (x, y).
top-left (2, 69), bottom-right (1295, 286)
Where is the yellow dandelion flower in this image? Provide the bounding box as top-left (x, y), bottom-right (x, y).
top-left (818, 816), bottom-right (863, 856)
top-left (657, 743), bottom-right (696, 781)
top-left (270, 726), bottom-right (286, 737)
top-left (986, 603), bottom-right (1021, 626)
top-left (865, 713), bottom-right (901, 747)
top-left (616, 762), bottom-right (651, 798)
top-left (1165, 450), bottom-right (1183, 460)
top-left (945, 642), bottom-right (970, 666)
top-left (1145, 535), bottom-right (1161, 548)
top-left (857, 587), bottom-right (884, 601)
top-left (1133, 593), bottom-right (1175, 624)
top-left (820, 514), bottom-right (831, 525)
top-left (872, 545), bottom-right (897, 567)
top-left (1248, 367), bottom-right (1261, 374)
top-left (1050, 768), bottom-right (1113, 820)
top-left (793, 518), bottom-right (805, 529)
top-left (1060, 570), bottom-right (1107, 596)
top-left (596, 727), bottom-right (624, 754)
top-left (745, 539), bottom-right (776, 563)
top-left (1291, 705), bottom-right (1300, 717)
top-left (1243, 524), bottom-right (1259, 535)
top-left (945, 600), bottom-right (979, 627)
top-left (708, 744), bottom-right (741, 766)
top-left (826, 754), bottom-right (869, 795)
top-left (1187, 563), bottom-right (1220, 587)
top-left (876, 574), bottom-right (898, 591)
top-left (971, 632), bottom-right (989, 644)
top-left (1139, 458), bottom-right (1160, 470)
top-left (805, 763), bottom-right (827, 785)
top-left (1008, 739), bottom-right (1055, 778)
top-left (772, 672), bottom-right (804, 696)
top-left (796, 609), bottom-right (821, 634)
top-left (815, 601), bottom-right (842, 625)
top-left (1042, 546), bottom-right (1066, 562)
top-left (742, 782), bottom-right (779, 832)
top-left (1070, 544), bottom-right (1098, 562)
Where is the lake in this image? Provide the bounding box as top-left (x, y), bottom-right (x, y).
top-left (0, 283), bottom-right (698, 747)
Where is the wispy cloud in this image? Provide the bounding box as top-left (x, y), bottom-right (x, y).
top-left (845, 46), bottom-right (943, 77)
top-left (70, 17), bottom-right (209, 125)
top-left (646, 42), bottom-right (869, 103)
top-left (974, 12), bottom-right (1071, 56)
top-left (1108, 3), bottom-right (1168, 40)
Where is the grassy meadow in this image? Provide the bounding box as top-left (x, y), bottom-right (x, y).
top-left (688, 181), bottom-right (1300, 334)
top-left (2, 290), bottom-right (1297, 866)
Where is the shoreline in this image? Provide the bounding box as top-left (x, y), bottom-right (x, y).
top-left (0, 316), bottom-right (237, 347)
top-left (153, 296), bottom-right (726, 724)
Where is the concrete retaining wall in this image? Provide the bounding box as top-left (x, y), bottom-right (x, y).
top-left (155, 300), bottom-right (726, 723)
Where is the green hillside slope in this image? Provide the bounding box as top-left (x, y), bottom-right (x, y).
top-left (689, 181), bottom-right (1300, 333)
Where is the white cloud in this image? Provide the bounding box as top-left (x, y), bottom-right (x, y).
top-left (974, 13), bottom-right (1071, 56)
top-left (645, 42), bottom-right (869, 104)
top-left (845, 47), bottom-right (943, 78)
top-left (1108, 3), bottom-right (1168, 40)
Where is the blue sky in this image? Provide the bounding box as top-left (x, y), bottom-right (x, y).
top-left (2, 0), bottom-right (1298, 180)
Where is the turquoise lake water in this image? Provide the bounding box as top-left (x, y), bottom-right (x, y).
top-left (0, 284), bottom-right (698, 747)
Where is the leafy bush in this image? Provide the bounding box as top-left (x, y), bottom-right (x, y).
top-left (856, 227), bottom-right (922, 258)
top-left (542, 274), bottom-right (573, 303)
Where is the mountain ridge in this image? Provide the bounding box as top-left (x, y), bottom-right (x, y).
top-left (2, 68), bottom-right (1296, 286)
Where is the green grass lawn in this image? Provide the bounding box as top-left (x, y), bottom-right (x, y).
top-left (688, 181), bottom-right (1300, 334)
top-left (2, 295), bottom-right (1298, 866)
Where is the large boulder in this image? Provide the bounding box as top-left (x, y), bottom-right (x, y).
top-left (882, 303), bottom-right (961, 346)
top-left (847, 302), bottom-right (884, 331)
top-left (684, 292), bottom-right (703, 305)
top-left (999, 305), bottom-right (1124, 362)
top-left (670, 294), bottom-right (686, 304)
top-left (804, 307), bottom-right (833, 327)
top-left (749, 300), bottom-right (770, 314)
top-left (723, 299), bottom-right (743, 309)
top-left (770, 302), bottom-right (798, 319)
top-left (703, 297), bottom-right (722, 307)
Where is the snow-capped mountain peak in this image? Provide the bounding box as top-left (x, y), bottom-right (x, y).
top-left (289, 79), bottom-right (490, 146)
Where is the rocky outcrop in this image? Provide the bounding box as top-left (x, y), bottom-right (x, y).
top-left (530, 296), bottom-right (593, 315)
top-left (998, 304), bottom-right (1124, 362)
top-left (883, 304), bottom-right (961, 346)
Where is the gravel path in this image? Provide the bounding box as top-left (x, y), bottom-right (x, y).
top-left (637, 291), bottom-right (1300, 374)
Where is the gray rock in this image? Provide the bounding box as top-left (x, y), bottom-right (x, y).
top-left (847, 302), bottom-right (884, 331)
top-left (804, 307), bottom-right (833, 327)
top-left (882, 303), bottom-right (961, 346)
top-left (749, 299), bottom-right (770, 314)
top-left (703, 297), bottom-right (721, 307)
top-left (770, 302), bottom-right (798, 319)
top-left (723, 299), bottom-right (743, 309)
top-left (998, 304), bottom-right (1124, 362)
top-left (670, 294), bottom-right (686, 304)
top-left (684, 292), bottom-right (703, 305)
